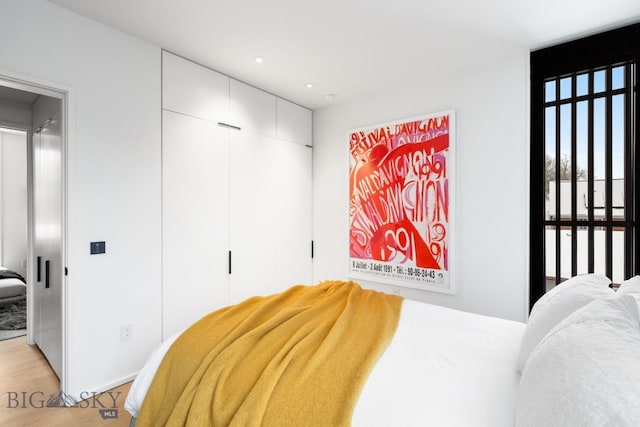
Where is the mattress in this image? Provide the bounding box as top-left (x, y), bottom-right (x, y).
top-left (0, 278), bottom-right (26, 296)
top-left (125, 299), bottom-right (525, 426)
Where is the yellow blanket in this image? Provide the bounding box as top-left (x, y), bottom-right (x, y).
top-left (136, 280), bottom-right (403, 426)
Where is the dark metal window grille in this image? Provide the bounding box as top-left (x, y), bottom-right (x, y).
top-left (530, 24), bottom-right (640, 309)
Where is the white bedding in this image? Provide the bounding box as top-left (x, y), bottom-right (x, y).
top-left (126, 299), bottom-right (525, 426)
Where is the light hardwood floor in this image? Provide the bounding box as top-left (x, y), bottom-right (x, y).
top-left (0, 336), bottom-right (132, 426)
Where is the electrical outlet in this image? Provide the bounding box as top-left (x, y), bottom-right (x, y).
top-left (121, 323), bottom-right (133, 341)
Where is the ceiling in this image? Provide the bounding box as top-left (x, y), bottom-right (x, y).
top-left (0, 85), bottom-right (40, 105)
top-left (46, 0), bottom-right (640, 110)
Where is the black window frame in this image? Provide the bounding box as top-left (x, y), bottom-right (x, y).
top-left (530, 23), bottom-right (640, 310)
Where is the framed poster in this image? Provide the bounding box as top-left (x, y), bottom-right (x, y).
top-left (348, 110), bottom-right (455, 293)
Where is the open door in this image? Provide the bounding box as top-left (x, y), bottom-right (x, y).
top-left (31, 95), bottom-right (63, 378)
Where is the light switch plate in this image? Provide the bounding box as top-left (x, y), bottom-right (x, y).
top-left (90, 241), bottom-right (106, 255)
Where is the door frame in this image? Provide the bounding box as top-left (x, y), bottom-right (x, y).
top-left (0, 68), bottom-right (70, 393)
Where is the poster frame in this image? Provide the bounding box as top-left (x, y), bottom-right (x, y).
top-left (347, 110), bottom-right (456, 294)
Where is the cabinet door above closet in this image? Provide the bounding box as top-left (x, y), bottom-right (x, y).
top-left (277, 98), bottom-right (312, 146)
top-left (162, 51), bottom-right (229, 123)
top-left (229, 79), bottom-right (276, 137)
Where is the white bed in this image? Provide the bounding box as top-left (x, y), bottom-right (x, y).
top-left (126, 299), bottom-right (525, 426)
top-left (0, 267), bottom-right (27, 307)
top-left (126, 274), bottom-right (640, 426)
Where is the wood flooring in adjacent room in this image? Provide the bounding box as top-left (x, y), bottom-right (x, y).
top-left (0, 336), bottom-right (132, 426)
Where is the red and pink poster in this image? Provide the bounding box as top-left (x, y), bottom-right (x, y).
top-left (349, 111), bottom-right (455, 293)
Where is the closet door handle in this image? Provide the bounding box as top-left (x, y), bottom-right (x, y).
top-left (45, 260), bottom-right (50, 289)
top-left (37, 256), bottom-right (42, 282)
top-left (228, 251), bottom-right (232, 275)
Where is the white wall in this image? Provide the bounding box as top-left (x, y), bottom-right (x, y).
top-left (313, 51), bottom-right (530, 322)
top-left (0, 129), bottom-right (28, 277)
top-left (0, 0), bottom-right (162, 397)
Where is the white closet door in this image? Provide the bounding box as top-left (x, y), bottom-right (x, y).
top-left (276, 140), bottom-right (312, 286)
top-left (162, 110), bottom-right (230, 339)
top-left (229, 132), bottom-right (312, 304)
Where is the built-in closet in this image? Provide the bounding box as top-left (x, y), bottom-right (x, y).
top-left (162, 51), bottom-right (313, 339)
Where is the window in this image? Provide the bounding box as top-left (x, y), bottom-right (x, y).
top-left (530, 23), bottom-right (640, 309)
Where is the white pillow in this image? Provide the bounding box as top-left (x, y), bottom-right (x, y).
top-left (618, 275), bottom-right (640, 300)
top-left (517, 274), bottom-right (612, 372)
top-left (516, 295), bottom-right (640, 427)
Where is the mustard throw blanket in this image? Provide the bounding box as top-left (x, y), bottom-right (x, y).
top-left (136, 280), bottom-right (403, 426)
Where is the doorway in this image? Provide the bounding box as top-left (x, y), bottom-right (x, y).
top-left (0, 77), bottom-right (66, 387)
top-left (0, 127), bottom-right (28, 341)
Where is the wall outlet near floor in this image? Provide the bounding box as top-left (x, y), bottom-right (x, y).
top-left (120, 323), bottom-right (133, 341)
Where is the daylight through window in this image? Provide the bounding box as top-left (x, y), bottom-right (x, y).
top-left (530, 24), bottom-right (639, 308)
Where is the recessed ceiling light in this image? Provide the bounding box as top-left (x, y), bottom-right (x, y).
top-left (325, 93), bottom-right (337, 101)
top-left (305, 82), bottom-right (315, 89)
top-left (254, 56), bottom-right (265, 64)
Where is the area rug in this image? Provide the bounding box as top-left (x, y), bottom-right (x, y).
top-left (0, 299), bottom-right (26, 340)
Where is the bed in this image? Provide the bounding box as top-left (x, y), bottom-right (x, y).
top-left (0, 267), bottom-right (26, 307)
top-left (125, 276), bottom-right (640, 426)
